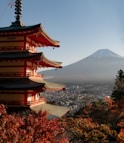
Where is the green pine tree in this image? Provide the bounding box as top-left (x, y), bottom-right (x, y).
top-left (111, 69), bottom-right (124, 100)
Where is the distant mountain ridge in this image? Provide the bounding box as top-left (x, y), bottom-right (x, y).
top-left (40, 49), bottom-right (124, 83)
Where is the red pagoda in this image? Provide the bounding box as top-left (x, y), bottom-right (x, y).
top-left (0, 0), bottom-right (65, 111)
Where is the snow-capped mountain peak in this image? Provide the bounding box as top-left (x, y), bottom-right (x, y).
top-left (89, 49), bottom-right (121, 58)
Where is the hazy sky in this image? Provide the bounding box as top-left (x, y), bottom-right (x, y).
top-left (0, 0), bottom-right (124, 66)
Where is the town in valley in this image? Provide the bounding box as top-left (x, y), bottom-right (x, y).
top-left (42, 82), bottom-right (114, 115)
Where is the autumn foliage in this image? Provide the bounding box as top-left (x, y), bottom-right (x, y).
top-left (0, 104), bottom-right (69, 143)
top-left (1, 101), bottom-right (124, 142)
top-left (1, 101), bottom-right (124, 143)
top-left (58, 98), bottom-right (124, 143)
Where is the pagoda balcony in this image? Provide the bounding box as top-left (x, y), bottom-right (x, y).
top-left (0, 72), bottom-right (44, 78)
top-left (0, 98), bottom-right (46, 107)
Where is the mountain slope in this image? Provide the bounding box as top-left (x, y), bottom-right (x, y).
top-left (40, 49), bottom-right (124, 82)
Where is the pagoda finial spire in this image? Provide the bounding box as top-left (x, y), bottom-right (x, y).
top-left (15, 0), bottom-right (22, 22)
top-left (11, 0), bottom-right (24, 26)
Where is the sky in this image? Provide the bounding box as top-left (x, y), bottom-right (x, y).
top-left (0, 0), bottom-right (124, 67)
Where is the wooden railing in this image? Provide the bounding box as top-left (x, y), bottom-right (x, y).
top-left (0, 98), bottom-right (46, 107)
top-left (0, 72), bottom-right (43, 78)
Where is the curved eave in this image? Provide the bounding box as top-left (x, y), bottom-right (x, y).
top-left (29, 76), bottom-right (65, 91)
top-left (0, 50), bottom-right (62, 68)
top-left (0, 78), bottom-right (45, 90)
top-left (0, 24), bottom-right (60, 47)
top-left (28, 24), bottom-right (59, 47)
top-left (39, 53), bottom-right (62, 68)
top-left (43, 80), bottom-right (65, 91)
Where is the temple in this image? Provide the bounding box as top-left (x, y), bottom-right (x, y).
top-left (0, 0), bottom-right (68, 116)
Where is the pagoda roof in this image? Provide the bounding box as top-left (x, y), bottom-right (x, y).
top-left (29, 76), bottom-right (65, 91)
top-left (0, 50), bottom-right (41, 60)
top-left (31, 103), bottom-right (70, 118)
top-left (0, 78), bottom-right (45, 90)
top-left (0, 50), bottom-right (62, 68)
top-left (0, 24), bottom-right (59, 47)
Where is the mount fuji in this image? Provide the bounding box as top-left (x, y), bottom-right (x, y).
top-left (40, 49), bottom-right (124, 83)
